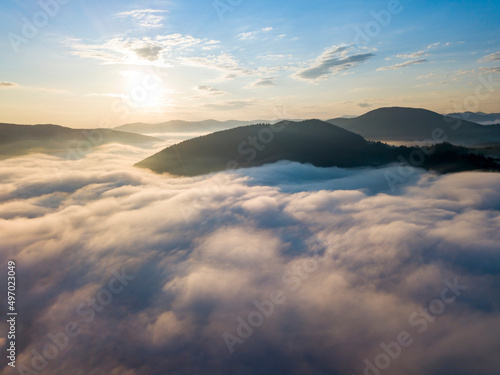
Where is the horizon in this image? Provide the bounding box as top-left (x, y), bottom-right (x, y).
top-left (1, 0), bottom-right (499, 128)
top-left (1, 105), bottom-right (496, 129)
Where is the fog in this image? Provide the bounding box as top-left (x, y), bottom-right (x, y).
top-left (0, 143), bottom-right (499, 375)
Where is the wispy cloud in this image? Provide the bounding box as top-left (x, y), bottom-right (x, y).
top-left (449, 69), bottom-right (474, 80)
top-left (0, 81), bottom-right (18, 88)
top-left (392, 42), bottom-right (446, 64)
top-left (396, 50), bottom-right (429, 59)
top-left (294, 45), bottom-right (374, 81)
top-left (479, 66), bottom-right (500, 74)
top-left (67, 34), bottom-right (203, 65)
top-left (426, 41), bottom-right (455, 49)
top-left (417, 73), bottom-right (440, 80)
top-left (237, 27), bottom-right (274, 41)
top-left (416, 69), bottom-right (474, 84)
top-left (257, 53), bottom-right (293, 61)
top-left (480, 51), bottom-right (500, 63)
top-left (182, 54), bottom-right (255, 81)
top-left (117, 9), bottom-right (167, 28)
top-left (237, 32), bottom-right (256, 41)
top-left (358, 102), bottom-right (372, 108)
top-left (377, 58), bottom-right (428, 71)
top-left (202, 40), bottom-right (221, 51)
top-left (192, 85), bottom-right (227, 98)
top-left (29, 87), bottom-right (70, 94)
top-left (246, 77), bottom-right (276, 88)
top-left (1, 82), bottom-right (68, 94)
top-left (202, 99), bottom-right (256, 110)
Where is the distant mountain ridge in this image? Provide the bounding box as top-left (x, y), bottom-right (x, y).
top-left (446, 112), bottom-right (500, 125)
top-left (135, 119), bottom-right (500, 177)
top-left (114, 119), bottom-right (274, 135)
top-left (0, 123), bottom-right (160, 159)
top-left (328, 107), bottom-right (500, 146)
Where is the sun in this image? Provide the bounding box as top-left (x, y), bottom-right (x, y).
top-left (119, 69), bottom-right (171, 112)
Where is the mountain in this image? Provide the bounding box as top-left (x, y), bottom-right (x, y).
top-left (327, 107), bottom-right (500, 146)
top-left (135, 120), bottom-right (500, 177)
top-left (0, 123), bottom-right (161, 159)
top-left (114, 119), bottom-right (272, 135)
top-left (446, 112), bottom-right (500, 125)
top-left (135, 120), bottom-right (397, 176)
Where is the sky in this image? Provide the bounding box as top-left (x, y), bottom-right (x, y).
top-left (0, 0), bottom-right (500, 128)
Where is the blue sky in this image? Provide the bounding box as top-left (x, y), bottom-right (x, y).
top-left (1, 0), bottom-right (499, 127)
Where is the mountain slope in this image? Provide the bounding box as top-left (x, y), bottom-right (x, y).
top-left (135, 120), bottom-right (500, 177)
top-left (328, 107), bottom-right (500, 146)
top-left (135, 120), bottom-right (403, 176)
top-left (0, 123), bottom-right (161, 159)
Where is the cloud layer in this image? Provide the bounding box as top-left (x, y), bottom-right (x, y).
top-left (0, 145), bottom-right (499, 375)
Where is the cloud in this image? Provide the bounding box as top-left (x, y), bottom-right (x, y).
top-left (117, 9), bottom-right (167, 28)
top-left (1, 84), bottom-right (69, 94)
top-left (67, 34), bottom-right (203, 65)
top-left (202, 99), bottom-right (256, 110)
top-left (396, 50), bottom-right (429, 59)
top-left (246, 77), bottom-right (276, 88)
top-left (391, 42), bottom-right (445, 63)
top-left (1, 144), bottom-right (500, 375)
top-left (479, 67), bottom-right (500, 74)
top-left (416, 69), bottom-right (474, 84)
top-left (417, 73), bottom-right (440, 80)
top-left (358, 102), bottom-right (372, 108)
top-left (197, 85), bottom-right (226, 95)
top-left (202, 40), bottom-right (221, 51)
top-left (294, 45), bottom-right (374, 81)
top-left (0, 81), bottom-right (18, 88)
top-left (257, 54), bottom-right (293, 62)
top-left (182, 53), bottom-right (255, 81)
top-left (191, 85), bottom-right (227, 99)
top-left (237, 27), bottom-right (274, 41)
top-left (133, 45), bottom-right (163, 61)
top-left (377, 58), bottom-right (429, 71)
top-left (426, 41), bottom-right (456, 50)
top-left (449, 69), bottom-right (474, 80)
top-left (480, 51), bottom-right (500, 63)
top-left (237, 32), bottom-right (256, 40)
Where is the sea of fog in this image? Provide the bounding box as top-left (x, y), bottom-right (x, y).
top-left (0, 141), bottom-right (499, 375)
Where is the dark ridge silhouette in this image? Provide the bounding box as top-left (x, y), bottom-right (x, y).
top-left (114, 119), bottom-right (272, 134)
top-left (0, 123), bottom-right (161, 159)
top-left (328, 107), bottom-right (500, 146)
top-left (421, 142), bottom-right (500, 173)
top-left (135, 120), bottom-right (500, 177)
